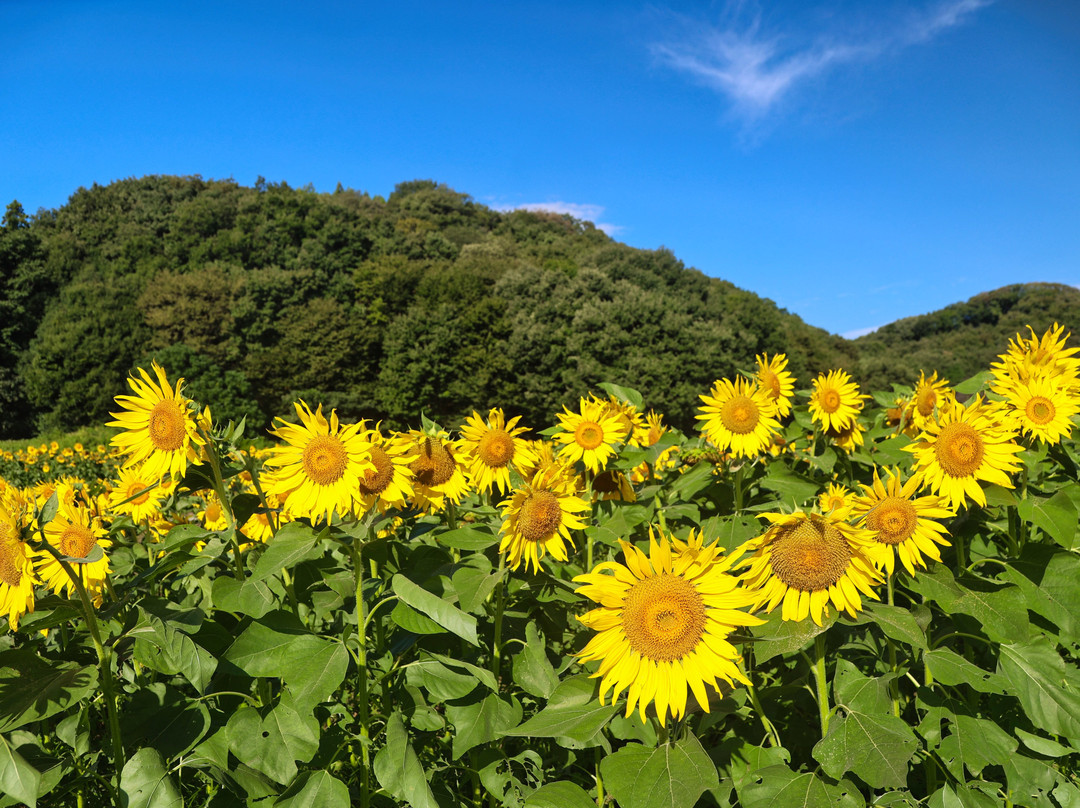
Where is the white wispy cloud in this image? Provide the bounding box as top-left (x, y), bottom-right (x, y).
top-left (496, 201), bottom-right (623, 236)
top-left (842, 324), bottom-right (883, 339)
top-left (651, 0), bottom-right (991, 120)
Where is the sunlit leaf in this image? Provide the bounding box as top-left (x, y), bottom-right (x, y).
top-left (372, 711), bottom-right (439, 808)
top-left (600, 733), bottom-right (719, 808)
top-left (812, 710), bottom-right (919, 789)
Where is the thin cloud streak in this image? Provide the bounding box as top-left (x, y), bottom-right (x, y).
top-left (652, 0), bottom-right (992, 119)
top-left (497, 202), bottom-right (623, 236)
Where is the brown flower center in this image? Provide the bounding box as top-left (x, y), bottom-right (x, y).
top-left (358, 446), bottom-right (395, 496)
top-left (148, 400), bottom-right (187, 452)
top-left (820, 389), bottom-right (842, 414)
top-left (934, 422), bottom-right (985, 478)
top-left (1026, 396), bottom-right (1055, 426)
top-left (720, 395), bottom-right (759, 434)
top-left (302, 434), bottom-right (348, 486)
top-left (621, 573), bottom-right (707, 662)
top-left (916, 386), bottom-right (937, 417)
top-left (410, 437), bottom-right (456, 486)
top-left (574, 421), bottom-right (604, 450)
top-left (59, 522), bottom-right (97, 559)
top-left (477, 429), bottom-right (514, 468)
top-left (769, 517), bottom-right (852, 592)
top-left (866, 496), bottom-right (918, 545)
top-left (516, 490), bottom-right (563, 541)
top-left (125, 480), bottom-right (152, 506)
top-left (0, 539), bottom-right (23, 586)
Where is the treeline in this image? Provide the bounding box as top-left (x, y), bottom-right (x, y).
top-left (0, 175), bottom-right (1075, 439)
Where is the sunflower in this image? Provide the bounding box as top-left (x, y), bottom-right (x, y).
top-left (263, 401), bottom-right (376, 522)
top-left (908, 371), bottom-right (951, 432)
top-left (825, 419), bottom-right (865, 453)
top-left (198, 492), bottom-right (230, 531)
top-left (809, 370), bottom-right (866, 432)
top-left (998, 375), bottom-right (1080, 445)
top-left (739, 511), bottom-right (882, 626)
top-left (905, 395), bottom-right (1023, 510)
top-left (818, 483), bottom-right (853, 519)
top-left (407, 432), bottom-right (472, 513)
top-left (629, 411), bottom-right (678, 483)
top-left (554, 397), bottom-right (628, 475)
top-left (458, 408), bottom-right (537, 495)
top-left (597, 394), bottom-right (647, 442)
top-left (755, 353), bottom-right (796, 419)
top-left (356, 427), bottom-right (417, 513)
top-left (851, 467), bottom-right (953, 577)
top-left (696, 377), bottom-right (781, 459)
top-left (0, 490), bottom-right (36, 630)
top-left (590, 469), bottom-right (636, 502)
top-left (574, 526), bottom-right (762, 723)
top-left (240, 491), bottom-right (283, 544)
top-left (108, 362), bottom-right (206, 481)
top-left (499, 468), bottom-right (589, 573)
top-left (108, 465), bottom-right (172, 524)
top-left (991, 323), bottom-right (1080, 393)
top-left (38, 486), bottom-right (111, 604)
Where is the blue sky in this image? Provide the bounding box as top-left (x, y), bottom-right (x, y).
top-left (2, 0), bottom-right (1078, 337)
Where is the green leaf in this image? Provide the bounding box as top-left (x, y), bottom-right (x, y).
top-left (812, 710), bottom-right (919, 789)
top-left (998, 637), bottom-right (1080, 742)
top-left (922, 649), bottom-right (1008, 694)
top-left (212, 575), bottom-right (276, 618)
top-left (436, 526), bottom-right (499, 550)
top-left (665, 462), bottom-right (714, 502)
top-left (1004, 752), bottom-right (1062, 806)
top-left (453, 563), bottom-right (502, 615)
top-left (446, 693), bottom-right (522, 759)
top-left (846, 601), bottom-right (928, 651)
top-left (1001, 544), bottom-right (1080, 643)
top-left (226, 698), bottom-right (320, 784)
top-left (524, 781), bottom-right (595, 808)
top-left (248, 520), bottom-right (325, 583)
top-left (832, 659), bottom-right (892, 716)
top-left (129, 612), bottom-right (218, 693)
top-left (372, 711), bottom-right (439, 808)
top-left (739, 764), bottom-right (864, 808)
top-left (928, 784), bottom-right (1000, 808)
top-left (0, 651), bottom-right (99, 733)
top-left (408, 657), bottom-right (482, 702)
top-left (392, 574), bottom-right (479, 646)
top-left (597, 382), bottom-right (644, 410)
top-left (119, 747), bottom-right (183, 808)
top-left (1015, 728), bottom-right (1077, 757)
top-left (0, 734), bottom-right (40, 808)
top-left (121, 683), bottom-right (211, 760)
top-left (391, 602), bottom-right (445, 634)
top-left (1017, 490), bottom-right (1077, 548)
top-left (953, 371), bottom-right (992, 395)
top-left (512, 622), bottom-right (560, 699)
top-left (273, 770), bottom-right (351, 808)
top-left (759, 465), bottom-right (819, 506)
top-left (937, 715), bottom-right (1017, 778)
top-left (502, 675), bottom-right (617, 746)
top-left (750, 608), bottom-right (836, 664)
top-left (600, 733), bottom-right (719, 808)
top-left (905, 565), bottom-right (1029, 644)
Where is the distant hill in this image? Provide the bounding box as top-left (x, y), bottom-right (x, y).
top-left (854, 283), bottom-right (1080, 391)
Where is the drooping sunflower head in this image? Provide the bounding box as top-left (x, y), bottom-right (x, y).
top-left (809, 369), bottom-right (866, 433)
top-left (590, 469), bottom-right (637, 502)
top-left (818, 483), bottom-right (854, 519)
top-left (696, 377), bottom-right (781, 459)
top-left (824, 419), bottom-right (866, 453)
top-left (575, 526), bottom-right (762, 723)
top-left (0, 492), bottom-right (36, 631)
top-left (905, 395), bottom-right (1023, 510)
top-left (851, 466), bottom-right (953, 577)
top-left (459, 408), bottom-right (538, 494)
top-left (498, 469), bottom-right (589, 573)
top-left (107, 362), bottom-right (206, 481)
top-left (739, 511), bottom-right (882, 626)
top-left (263, 401), bottom-right (376, 523)
top-left (997, 374), bottom-right (1080, 446)
top-left (594, 394), bottom-right (646, 446)
top-left (755, 353), bottom-right (796, 418)
top-left (356, 427), bottom-right (417, 512)
top-left (553, 397), bottom-right (628, 475)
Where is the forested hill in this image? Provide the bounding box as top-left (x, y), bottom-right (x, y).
top-left (0, 176), bottom-right (853, 438)
top-left (0, 176), bottom-right (1075, 439)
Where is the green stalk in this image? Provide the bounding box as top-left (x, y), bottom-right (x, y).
top-left (584, 472), bottom-right (594, 572)
top-left (886, 576), bottom-right (900, 718)
top-left (811, 634), bottom-right (831, 738)
top-left (595, 747), bottom-right (604, 807)
top-left (352, 532), bottom-right (371, 808)
top-left (733, 462), bottom-right (745, 514)
top-left (198, 425), bottom-right (243, 579)
top-left (490, 553), bottom-right (507, 684)
top-left (745, 646), bottom-right (782, 748)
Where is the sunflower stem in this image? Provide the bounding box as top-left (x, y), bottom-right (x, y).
top-left (199, 424), bottom-right (244, 580)
top-left (733, 462), bottom-right (745, 514)
top-left (811, 633), bottom-right (831, 738)
top-left (491, 552), bottom-right (507, 684)
top-left (746, 680), bottom-right (782, 748)
top-left (351, 530), bottom-right (371, 808)
top-left (594, 747), bottom-right (604, 806)
top-left (886, 576), bottom-right (900, 718)
top-left (584, 471), bottom-right (594, 572)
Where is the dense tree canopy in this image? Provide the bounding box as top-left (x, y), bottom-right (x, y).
top-left (0, 176), bottom-right (1074, 438)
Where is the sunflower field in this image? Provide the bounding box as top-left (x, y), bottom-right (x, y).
top-left (1, 325), bottom-right (1079, 808)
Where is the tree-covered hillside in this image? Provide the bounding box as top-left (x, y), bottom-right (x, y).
top-left (0, 176), bottom-right (854, 438)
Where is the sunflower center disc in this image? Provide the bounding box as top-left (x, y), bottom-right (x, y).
top-left (821, 389), bottom-right (842, 413)
top-left (720, 395), bottom-right (759, 434)
top-left (0, 540), bottom-right (22, 586)
top-left (622, 573), bottom-right (706, 662)
top-left (359, 446), bottom-right (394, 496)
top-left (769, 518), bottom-right (852, 592)
top-left (916, 387), bottom-right (937, 417)
top-left (517, 490), bottom-right (562, 541)
top-left (1026, 396), bottom-right (1055, 425)
top-left (411, 438), bottom-right (457, 486)
top-left (760, 369), bottom-right (781, 399)
top-left (204, 501), bottom-right (222, 524)
top-left (574, 421), bottom-right (604, 450)
top-left (478, 429), bottom-right (514, 468)
top-left (302, 435), bottom-right (349, 486)
top-left (148, 400), bottom-right (187, 452)
top-left (934, 422), bottom-right (985, 478)
top-left (592, 470), bottom-right (621, 494)
top-left (126, 481), bottom-right (152, 506)
top-left (825, 495), bottom-right (846, 512)
top-left (60, 523), bottom-right (97, 559)
top-left (866, 496), bottom-right (918, 545)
